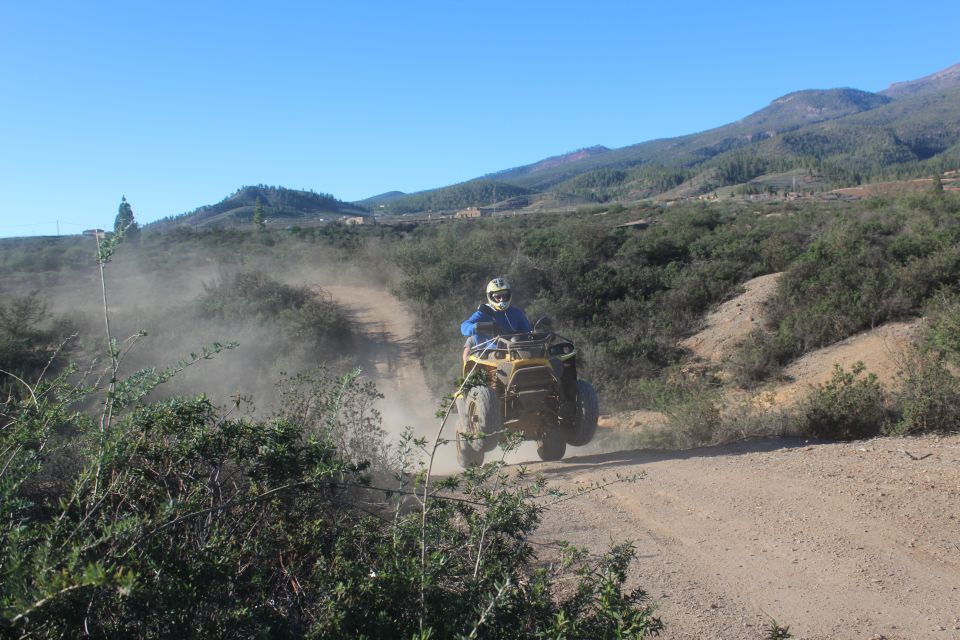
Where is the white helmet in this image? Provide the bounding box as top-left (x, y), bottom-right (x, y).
top-left (486, 277), bottom-right (512, 312)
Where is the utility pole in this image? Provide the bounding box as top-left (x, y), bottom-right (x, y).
top-left (56, 220), bottom-right (60, 236)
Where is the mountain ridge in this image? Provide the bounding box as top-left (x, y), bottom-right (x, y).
top-left (881, 62), bottom-right (960, 98)
top-left (403, 62), bottom-right (960, 203)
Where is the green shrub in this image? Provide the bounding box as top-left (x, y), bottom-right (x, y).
top-left (274, 366), bottom-right (388, 468)
top-left (199, 270), bottom-right (352, 352)
top-left (0, 293), bottom-right (76, 402)
top-left (921, 289), bottom-right (960, 364)
top-left (799, 362), bottom-right (887, 440)
top-left (736, 203), bottom-right (960, 386)
top-left (713, 400), bottom-right (797, 443)
top-left (888, 352), bottom-right (960, 435)
top-left (669, 397), bottom-right (722, 447)
top-left (0, 365), bottom-right (664, 638)
top-left (766, 619), bottom-right (793, 640)
top-left (664, 384), bottom-right (724, 448)
top-left (728, 328), bottom-right (798, 389)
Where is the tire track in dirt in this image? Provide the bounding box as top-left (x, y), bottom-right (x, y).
top-left (531, 436), bottom-right (960, 639)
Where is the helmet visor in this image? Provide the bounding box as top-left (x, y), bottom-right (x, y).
top-left (490, 290), bottom-right (511, 304)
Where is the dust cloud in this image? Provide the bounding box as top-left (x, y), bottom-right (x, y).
top-left (4, 235), bottom-right (466, 470)
top-left (6, 234), bottom-right (578, 473)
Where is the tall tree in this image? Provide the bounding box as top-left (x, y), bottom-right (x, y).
top-left (114, 196), bottom-right (140, 240)
top-left (932, 173), bottom-right (945, 195)
top-left (253, 197), bottom-right (266, 230)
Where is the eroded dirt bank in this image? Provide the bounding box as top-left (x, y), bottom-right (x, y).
top-left (531, 435), bottom-right (960, 639)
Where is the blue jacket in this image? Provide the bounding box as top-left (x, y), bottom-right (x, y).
top-left (461, 306), bottom-right (533, 343)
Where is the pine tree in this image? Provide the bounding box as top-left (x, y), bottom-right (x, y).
top-left (114, 196), bottom-right (140, 241)
top-left (932, 173), bottom-right (944, 195)
top-left (253, 197), bottom-right (266, 230)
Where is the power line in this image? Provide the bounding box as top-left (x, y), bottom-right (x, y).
top-left (0, 220), bottom-right (101, 229)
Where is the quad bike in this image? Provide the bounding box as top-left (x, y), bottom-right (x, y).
top-left (453, 314), bottom-right (600, 468)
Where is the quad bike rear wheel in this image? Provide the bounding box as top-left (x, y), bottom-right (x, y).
top-left (564, 380), bottom-right (599, 447)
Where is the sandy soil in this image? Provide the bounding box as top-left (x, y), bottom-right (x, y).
top-left (531, 435), bottom-right (960, 639)
top-left (552, 277), bottom-right (956, 637)
top-left (770, 321), bottom-right (920, 405)
top-left (680, 273), bottom-right (782, 364)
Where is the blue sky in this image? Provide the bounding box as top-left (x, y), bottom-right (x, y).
top-left (0, 1), bottom-right (956, 236)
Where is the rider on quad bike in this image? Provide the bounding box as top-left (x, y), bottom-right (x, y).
top-left (460, 277), bottom-right (531, 362)
top-left (453, 277), bottom-right (600, 467)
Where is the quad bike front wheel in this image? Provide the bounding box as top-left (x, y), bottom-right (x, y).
top-left (564, 380), bottom-right (599, 447)
top-left (463, 385), bottom-right (502, 453)
top-left (455, 386), bottom-right (501, 468)
top-left (456, 431), bottom-right (484, 467)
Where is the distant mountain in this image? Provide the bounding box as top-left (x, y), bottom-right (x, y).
top-left (445, 62), bottom-right (960, 201)
top-left (158, 62), bottom-right (960, 222)
top-left (487, 89), bottom-right (896, 192)
top-left (761, 85), bottom-right (960, 165)
top-left (374, 72), bottom-right (955, 211)
top-left (881, 63), bottom-right (960, 98)
top-left (152, 186), bottom-right (368, 229)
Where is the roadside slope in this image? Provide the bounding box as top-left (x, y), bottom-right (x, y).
top-left (680, 272), bottom-right (782, 364)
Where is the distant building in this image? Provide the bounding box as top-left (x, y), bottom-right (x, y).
top-left (455, 207), bottom-right (484, 219)
top-left (83, 228), bottom-right (105, 237)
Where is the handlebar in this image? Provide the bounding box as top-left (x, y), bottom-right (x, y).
top-left (468, 329), bottom-right (572, 360)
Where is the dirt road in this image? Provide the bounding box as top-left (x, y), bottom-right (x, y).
top-left (325, 283), bottom-right (960, 638)
top-left (532, 435), bottom-right (960, 639)
top-left (320, 284), bottom-right (439, 439)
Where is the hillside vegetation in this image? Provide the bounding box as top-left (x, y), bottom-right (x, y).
top-left (151, 185), bottom-right (369, 229)
top-left (377, 179), bottom-right (534, 214)
top-left (5, 184), bottom-right (960, 635)
top-left (7, 187), bottom-right (960, 416)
